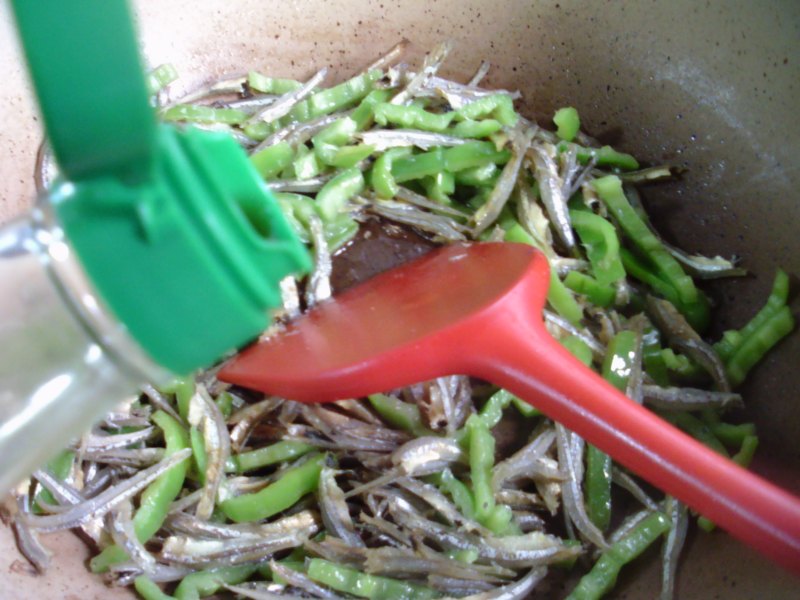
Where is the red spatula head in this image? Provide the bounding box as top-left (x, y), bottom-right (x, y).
top-left (219, 242), bottom-right (550, 401)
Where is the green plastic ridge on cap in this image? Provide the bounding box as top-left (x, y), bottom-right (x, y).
top-left (51, 124), bottom-right (312, 374)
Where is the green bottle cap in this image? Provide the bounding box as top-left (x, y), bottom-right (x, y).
top-left (11, 0), bottom-right (311, 374)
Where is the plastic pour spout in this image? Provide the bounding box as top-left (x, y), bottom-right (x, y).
top-left (0, 0), bottom-right (309, 493)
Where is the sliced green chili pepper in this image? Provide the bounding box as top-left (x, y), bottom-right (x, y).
top-left (443, 141), bottom-right (511, 172)
top-left (560, 335), bottom-right (593, 367)
top-left (146, 63), bottom-right (179, 96)
top-left (307, 558), bottom-right (439, 599)
top-left (421, 171), bottom-right (455, 204)
top-left (368, 393), bottom-right (431, 437)
top-left (664, 412), bottom-right (728, 456)
top-left (435, 469), bottom-right (477, 520)
top-left (250, 142), bottom-right (294, 179)
top-left (456, 94), bottom-right (518, 126)
top-left (374, 103), bottom-right (455, 132)
top-left (449, 118), bottom-right (503, 138)
top-left (174, 565), bottom-right (258, 600)
top-left (554, 107), bottom-right (580, 142)
top-left (561, 143), bottom-right (639, 171)
top-left (161, 104), bottom-right (248, 125)
top-left (33, 450), bottom-right (74, 513)
top-left (189, 426), bottom-right (207, 484)
top-left (715, 269), bottom-right (790, 361)
top-left (226, 440), bottom-right (316, 473)
top-left (162, 378), bottom-right (194, 422)
top-left (328, 144), bottom-right (376, 168)
top-left (315, 167), bottom-right (365, 222)
top-left (91, 411), bottom-right (190, 572)
top-left (570, 209), bottom-right (625, 285)
top-left (247, 72), bottom-right (302, 94)
top-left (371, 147), bottom-right (412, 198)
top-left (350, 89), bottom-right (394, 130)
top-left (467, 416), bottom-right (496, 523)
top-left (503, 221), bottom-right (583, 325)
top-left (293, 146), bottom-right (323, 179)
top-left (726, 305), bottom-right (794, 387)
top-left (220, 453), bottom-right (324, 522)
top-left (134, 576), bottom-right (174, 600)
top-left (564, 271), bottom-right (616, 307)
top-left (567, 512), bottom-right (670, 600)
top-left (287, 68), bottom-right (383, 123)
top-left (453, 162), bottom-right (499, 187)
top-left (709, 421), bottom-right (756, 448)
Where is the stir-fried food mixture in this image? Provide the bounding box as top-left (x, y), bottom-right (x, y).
top-left (11, 41), bottom-right (795, 600)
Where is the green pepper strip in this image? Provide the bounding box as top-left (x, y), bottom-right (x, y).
top-left (586, 331), bottom-right (637, 531)
top-left (190, 426), bottom-right (208, 484)
top-left (161, 378), bottom-right (194, 421)
top-left (371, 147), bottom-right (412, 199)
top-left (561, 142), bottom-right (640, 171)
top-left (134, 576), bottom-right (174, 600)
top-left (249, 141), bottom-right (293, 180)
top-left (307, 558), bottom-right (439, 599)
top-left (453, 162), bottom-right (499, 186)
top-left (467, 416), bottom-right (496, 523)
top-left (91, 411), bottom-right (190, 572)
top-left (328, 144), bottom-right (376, 169)
top-left (561, 335), bottom-right (593, 367)
top-left (373, 102), bottom-right (455, 132)
top-left (392, 141), bottom-right (511, 183)
top-left (247, 71), bottom-right (302, 94)
top-left (709, 422), bottom-right (756, 448)
top-left (315, 167), bottom-right (365, 222)
top-left (33, 450), bottom-right (74, 513)
top-left (715, 269), bottom-right (790, 361)
top-left (570, 209), bottom-right (625, 285)
top-left (449, 118), bottom-right (503, 139)
top-left (564, 271), bottom-right (616, 308)
top-left (567, 512), bottom-right (670, 600)
top-left (433, 469), bottom-right (477, 520)
top-left (455, 94), bottom-right (518, 126)
top-left (503, 221), bottom-right (584, 325)
top-left (368, 393), bottom-right (431, 437)
top-left (286, 68), bottom-right (383, 124)
top-left (594, 175), bottom-right (702, 315)
top-left (226, 440), bottom-right (316, 474)
top-left (161, 104), bottom-right (248, 125)
top-left (174, 565), bottom-right (258, 600)
top-left (422, 171), bottom-right (456, 204)
top-left (146, 63), bottom-right (179, 96)
top-left (293, 146), bottom-right (322, 180)
top-left (554, 107), bottom-right (580, 142)
top-left (725, 305), bottom-right (794, 387)
top-left (220, 453), bottom-right (325, 523)
top-left (350, 89), bottom-right (393, 130)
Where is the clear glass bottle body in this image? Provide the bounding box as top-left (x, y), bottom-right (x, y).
top-left (0, 201), bottom-right (170, 494)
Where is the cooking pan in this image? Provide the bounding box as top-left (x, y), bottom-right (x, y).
top-left (0, 0), bottom-right (797, 597)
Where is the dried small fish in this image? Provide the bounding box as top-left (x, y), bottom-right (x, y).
top-left (391, 41), bottom-right (453, 105)
top-left (246, 68), bottom-right (327, 126)
top-left (493, 428), bottom-right (557, 491)
top-left (306, 214), bottom-right (333, 307)
top-left (228, 397), bottom-right (283, 452)
top-left (106, 500), bottom-right (157, 574)
top-left (12, 492), bottom-right (51, 573)
top-left (167, 510), bottom-right (318, 540)
top-left (359, 129), bottom-right (467, 151)
top-left (319, 467), bottom-right (364, 547)
top-left (473, 126), bottom-right (534, 235)
top-left (366, 199), bottom-right (468, 242)
top-left (531, 144), bottom-right (575, 249)
top-left (189, 385), bottom-right (231, 520)
top-left (268, 175), bottom-right (332, 193)
top-left (661, 497), bottom-right (689, 600)
top-left (444, 567), bottom-right (547, 600)
top-left (611, 467), bottom-right (659, 511)
top-left (21, 448), bottom-right (190, 532)
top-left (555, 425), bottom-right (607, 549)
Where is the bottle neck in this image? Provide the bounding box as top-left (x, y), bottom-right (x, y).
top-left (31, 199), bottom-right (174, 387)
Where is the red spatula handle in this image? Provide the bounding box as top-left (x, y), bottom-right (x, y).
top-left (477, 317), bottom-right (800, 574)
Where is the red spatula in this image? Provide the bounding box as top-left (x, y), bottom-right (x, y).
top-left (219, 242), bottom-right (800, 573)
